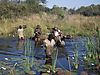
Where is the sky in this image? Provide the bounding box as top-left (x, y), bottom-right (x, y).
top-left (46, 0), bottom-right (100, 9)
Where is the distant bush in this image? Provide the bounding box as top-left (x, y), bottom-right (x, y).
top-left (0, 3), bottom-right (28, 19)
top-left (50, 5), bottom-right (66, 19)
top-left (0, 0), bottom-right (46, 19)
top-left (76, 4), bottom-right (100, 16)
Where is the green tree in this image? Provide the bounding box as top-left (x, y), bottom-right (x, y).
top-left (51, 5), bottom-right (66, 19)
top-left (25, 0), bottom-right (46, 13)
top-left (76, 4), bottom-right (100, 16)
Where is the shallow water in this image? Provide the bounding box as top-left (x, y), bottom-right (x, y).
top-left (0, 37), bottom-right (99, 75)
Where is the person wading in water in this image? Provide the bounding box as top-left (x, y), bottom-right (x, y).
top-left (34, 25), bottom-right (42, 46)
top-left (17, 25), bottom-right (24, 40)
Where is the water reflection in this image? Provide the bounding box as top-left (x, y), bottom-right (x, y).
top-left (0, 37), bottom-right (99, 75)
top-left (16, 39), bottom-right (24, 50)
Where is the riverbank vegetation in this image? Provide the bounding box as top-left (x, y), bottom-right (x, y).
top-left (0, 0), bottom-right (100, 37)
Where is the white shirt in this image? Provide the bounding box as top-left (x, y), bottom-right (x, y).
top-left (17, 28), bottom-right (24, 38)
top-left (54, 31), bottom-right (59, 37)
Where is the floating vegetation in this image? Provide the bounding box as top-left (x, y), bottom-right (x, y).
top-left (72, 44), bottom-right (79, 69)
top-left (85, 27), bottom-right (100, 70)
top-left (0, 33), bottom-right (100, 75)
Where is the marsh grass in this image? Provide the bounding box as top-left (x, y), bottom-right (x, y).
top-left (94, 26), bottom-right (100, 66)
top-left (51, 47), bottom-right (58, 73)
top-left (0, 61), bottom-right (18, 75)
top-left (0, 39), bottom-right (37, 75)
top-left (85, 27), bottom-right (100, 69)
top-left (0, 14), bottom-right (100, 37)
top-left (73, 44), bottom-right (79, 69)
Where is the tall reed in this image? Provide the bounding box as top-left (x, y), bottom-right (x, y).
top-left (95, 26), bottom-right (100, 61)
top-left (51, 47), bottom-right (58, 73)
top-left (73, 44), bottom-right (79, 69)
top-left (23, 39), bottom-right (35, 74)
top-left (85, 37), bottom-right (99, 69)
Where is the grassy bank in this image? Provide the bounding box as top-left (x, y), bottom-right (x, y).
top-left (0, 13), bottom-right (100, 38)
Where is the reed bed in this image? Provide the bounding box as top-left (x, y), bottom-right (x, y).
top-left (0, 14), bottom-right (100, 37)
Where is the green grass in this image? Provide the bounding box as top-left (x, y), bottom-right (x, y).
top-left (84, 35), bottom-right (99, 70)
top-left (0, 14), bottom-right (100, 38)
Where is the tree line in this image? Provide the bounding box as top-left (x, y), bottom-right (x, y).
top-left (76, 4), bottom-right (100, 16)
top-left (0, 0), bottom-right (47, 19)
top-left (0, 0), bottom-right (100, 19)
